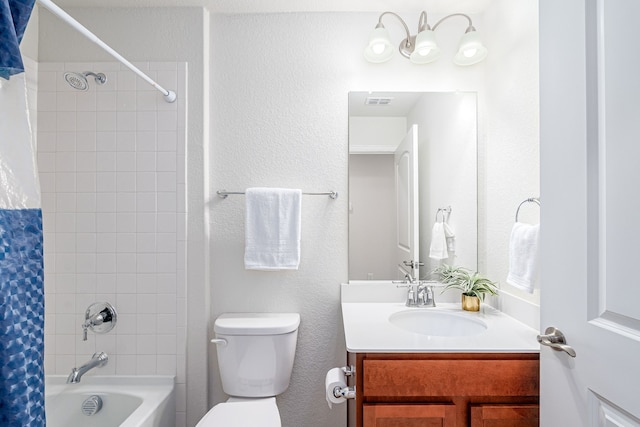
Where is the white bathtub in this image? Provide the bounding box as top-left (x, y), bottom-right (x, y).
top-left (45, 375), bottom-right (175, 427)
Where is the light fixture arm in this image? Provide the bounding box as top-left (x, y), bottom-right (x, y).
top-left (417, 11), bottom-right (431, 32)
top-left (376, 11), bottom-right (413, 50)
top-left (432, 13), bottom-right (475, 32)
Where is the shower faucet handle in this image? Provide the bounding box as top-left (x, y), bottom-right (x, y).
top-left (82, 302), bottom-right (118, 341)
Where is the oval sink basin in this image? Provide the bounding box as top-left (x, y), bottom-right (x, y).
top-left (389, 310), bottom-right (488, 337)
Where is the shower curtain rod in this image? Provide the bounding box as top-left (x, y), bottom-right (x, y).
top-left (36, 0), bottom-right (177, 103)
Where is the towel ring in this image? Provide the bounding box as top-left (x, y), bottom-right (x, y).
top-left (435, 206), bottom-right (452, 223)
top-left (515, 197), bottom-right (540, 222)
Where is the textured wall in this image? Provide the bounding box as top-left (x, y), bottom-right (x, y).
top-left (209, 13), bottom-right (350, 427)
top-left (209, 12), bottom-right (487, 427)
top-left (482, 0), bottom-right (540, 327)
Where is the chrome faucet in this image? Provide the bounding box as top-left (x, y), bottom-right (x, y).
top-left (394, 275), bottom-right (438, 307)
top-left (67, 352), bottom-right (108, 384)
top-left (416, 282), bottom-right (436, 307)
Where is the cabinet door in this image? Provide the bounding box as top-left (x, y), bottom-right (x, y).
top-left (364, 404), bottom-right (456, 427)
top-left (470, 404), bottom-right (539, 427)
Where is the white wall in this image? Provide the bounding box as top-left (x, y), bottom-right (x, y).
top-left (349, 116), bottom-right (407, 153)
top-left (348, 116), bottom-right (406, 280)
top-left (408, 93), bottom-right (478, 276)
top-left (209, 11), bottom-right (489, 427)
top-left (209, 13), bottom-right (350, 427)
top-left (348, 153), bottom-right (396, 280)
top-left (482, 0), bottom-right (540, 328)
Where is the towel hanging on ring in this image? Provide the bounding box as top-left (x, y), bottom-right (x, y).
top-left (429, 207), bottom-right (455, 259)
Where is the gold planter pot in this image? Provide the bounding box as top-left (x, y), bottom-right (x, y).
top-left (462, 294), bottom-right (480, 312)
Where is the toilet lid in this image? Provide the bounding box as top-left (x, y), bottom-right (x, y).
top-left (196, 398), bottom-right (281, 427)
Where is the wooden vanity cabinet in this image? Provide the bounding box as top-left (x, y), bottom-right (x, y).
top-left (348, 352), bottom-right (539, 427)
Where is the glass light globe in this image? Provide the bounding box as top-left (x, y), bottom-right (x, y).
top-left (364, 27), bottom-right (394, 63)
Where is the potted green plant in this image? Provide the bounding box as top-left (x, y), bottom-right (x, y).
top-left (432, 264), bottom-right (499, 311)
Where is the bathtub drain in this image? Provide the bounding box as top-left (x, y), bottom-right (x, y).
top-left (81, 395), bottom-right (103, 416)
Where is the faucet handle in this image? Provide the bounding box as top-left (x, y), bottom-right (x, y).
top-left (82, 302), bottom-right (118, 341)
top-left (416, 283), bottom-right (436, 307)
top-left (394, 280), bottom-right (420, 306)
top-left (406, 287), bottom-right (416, 306)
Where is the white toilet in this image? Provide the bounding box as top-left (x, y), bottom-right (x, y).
top-left (196, 312), bottom-right (301, 427)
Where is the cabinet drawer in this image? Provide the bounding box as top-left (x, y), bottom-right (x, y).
top-left (470, 404), bottom-right (539, 427)
top-left (364, 403), bottom-right (456, 427)
top-left (363, 359), bottom-right (539, 398)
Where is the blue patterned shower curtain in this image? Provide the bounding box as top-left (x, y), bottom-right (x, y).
top-left (0, 0), bottom-right (46, 425)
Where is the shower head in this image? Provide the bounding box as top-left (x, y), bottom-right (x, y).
top-left (63, 71), bottom-right (107, 91)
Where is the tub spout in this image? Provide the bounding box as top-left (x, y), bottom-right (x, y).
top-left (67, 352), bottom-right (108, 384)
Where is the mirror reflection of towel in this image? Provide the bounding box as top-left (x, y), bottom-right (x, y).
top-left (506, 222), bottom-right (540, 293)
top-left (443, 222), bottom-right (455, 253)
top-left (429, 222), bottom-right (448, 260)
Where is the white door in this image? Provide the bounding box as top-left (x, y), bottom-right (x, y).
top-left (394, 125), bottom-right (419, 280)
top-left (540, 0), bottom-right (640, 425)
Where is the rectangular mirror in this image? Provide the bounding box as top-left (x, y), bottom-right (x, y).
top-left (348, 91), bottom-right (478, 281)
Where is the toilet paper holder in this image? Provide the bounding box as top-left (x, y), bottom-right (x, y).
top-left (333, 385), bottom-right (356, 399)
top-left (341, 365), bottom-right (355, 377)
top-left (334, 365), bottom-right (356, 399)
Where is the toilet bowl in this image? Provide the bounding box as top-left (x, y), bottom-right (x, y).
top-left (195, 397), bottom-right (280, 427)
top-left (195, 313), bottom-right (300, 427)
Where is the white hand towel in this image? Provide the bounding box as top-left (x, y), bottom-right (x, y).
top-left (506, 222), bottom-right (540, 293)
top-left (429, 222), bottom-right (448, 260)
top-left (244, 187), bottom-right (302, 270)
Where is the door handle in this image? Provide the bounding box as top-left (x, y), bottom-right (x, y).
top-left (403, 260), bottom-right (424, 269)
top-left (537, 327), bottom-right (576, 357)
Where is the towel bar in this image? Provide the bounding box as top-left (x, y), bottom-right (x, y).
top-left (515, 197), bottom-right (540, 222)
top-left (217, 190), bottom-right (338, 199)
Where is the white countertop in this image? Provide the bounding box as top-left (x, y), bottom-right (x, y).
top-left (341, 282), bottom-right (540, 353)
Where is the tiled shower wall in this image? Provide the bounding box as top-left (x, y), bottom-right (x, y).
top-left (36, 61), bottom-right (187, 426)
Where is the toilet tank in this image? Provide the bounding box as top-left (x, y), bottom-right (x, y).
top-left (213, 313), bottom-right (300, 398)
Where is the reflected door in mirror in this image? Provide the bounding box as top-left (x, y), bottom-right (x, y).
top-left (395, 124), bottom-right (419, 279)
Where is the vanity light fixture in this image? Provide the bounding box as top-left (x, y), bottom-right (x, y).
top-left (364, 11), bottom-right (488, 66)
